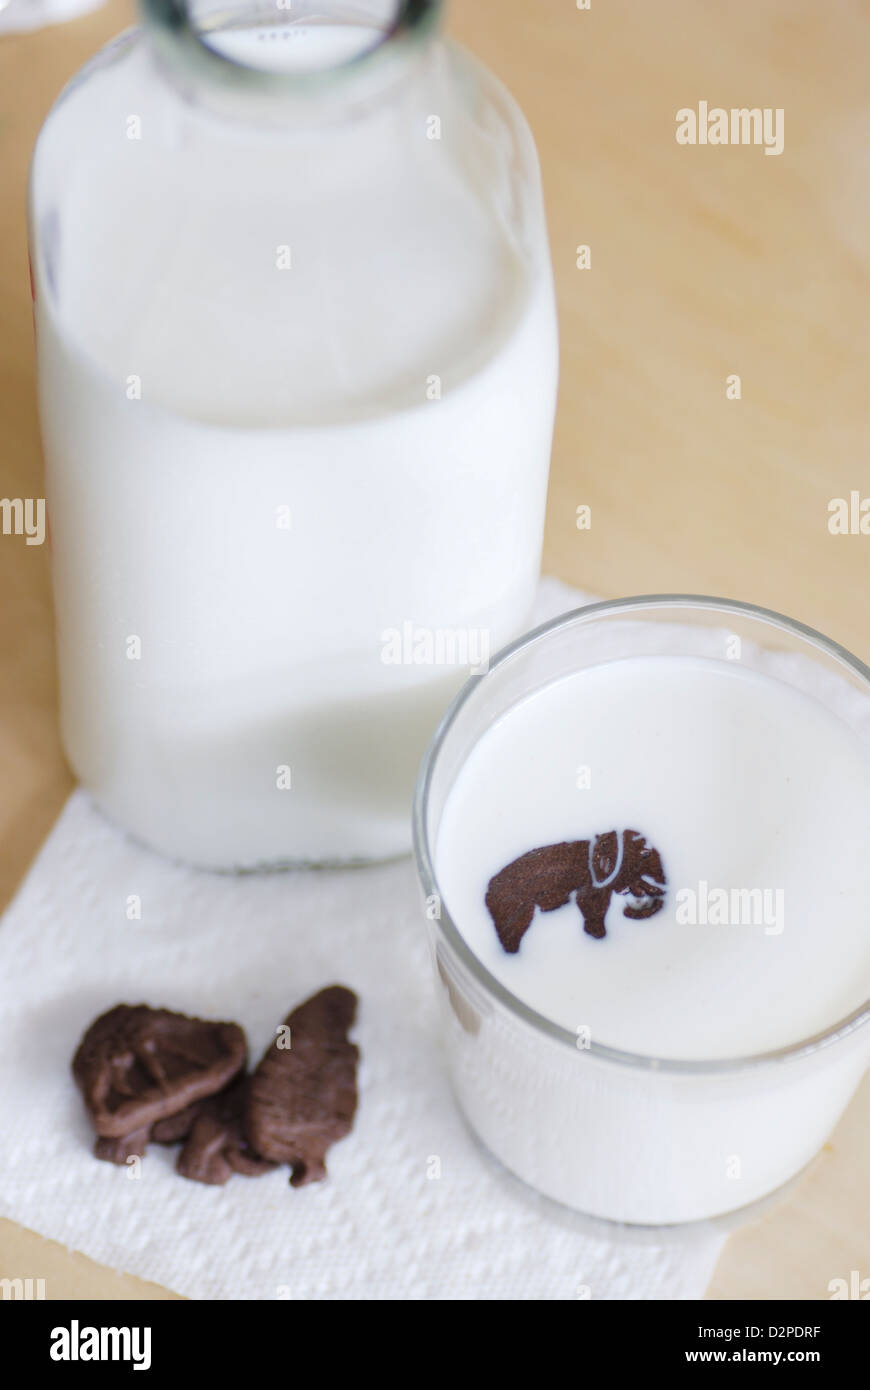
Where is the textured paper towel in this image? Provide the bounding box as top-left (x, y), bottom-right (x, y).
top-left (0, 580), bottom-right (730, 1300)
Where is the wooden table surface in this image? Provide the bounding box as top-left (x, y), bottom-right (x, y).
top-left (1, 0), bottom-right (868, 1300)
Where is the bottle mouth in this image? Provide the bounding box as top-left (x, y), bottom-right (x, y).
top-left (141, 0), bottom-right (442, 89)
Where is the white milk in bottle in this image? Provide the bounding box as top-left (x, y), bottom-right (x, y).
top-left (30, 4), bottom-right (559, 867)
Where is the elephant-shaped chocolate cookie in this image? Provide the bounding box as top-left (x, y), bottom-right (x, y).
top-left (485, 829), bottom-right (667, 952)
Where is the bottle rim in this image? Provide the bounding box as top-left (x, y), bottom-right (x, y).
top-left (139, 0), bottom-right (443, 93)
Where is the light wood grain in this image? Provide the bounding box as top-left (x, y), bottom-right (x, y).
top-left (0, 0), bottom-right (868, 1300)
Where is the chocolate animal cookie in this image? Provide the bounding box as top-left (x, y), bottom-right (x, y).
top-left (93, 1098), bottom-right (209, 1165)
top-left (151, 1101), bottom-right (207, 1146)
top-left (486, 828), bottom-right (667, 951)
top-left (245, 986), bottom-right (359, 1187)
top-left (89, 1082), bottom-right (276, 1180)
top-left (93, 1127), bottom-right (152, 1164)
top-left (72, 1005), bottom-right (247, 1139)
top-left (176, 1078), bottom-right (277, 1186)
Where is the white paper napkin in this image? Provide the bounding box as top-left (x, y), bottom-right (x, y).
top-left (0, 580), bottom-right (730, 1299)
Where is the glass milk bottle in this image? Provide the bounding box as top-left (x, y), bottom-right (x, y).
top-left (29, 0), bottom-right (558, 869)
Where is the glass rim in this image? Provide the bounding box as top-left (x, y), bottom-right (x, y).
top-left (412, 593), bottom-right (870, 1076)
top-left (139, 0), bottom-right (443, 92)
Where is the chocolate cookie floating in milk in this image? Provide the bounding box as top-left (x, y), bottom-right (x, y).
top-left (486, 829), bottom-right (667, 951)
top-left (72, 1005), bottom-right (247, 1139)
top-left (245, 986), bottom-right (359, 1187)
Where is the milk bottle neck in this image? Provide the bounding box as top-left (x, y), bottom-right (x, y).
top-left (140, 0), bottom-right (442, 128)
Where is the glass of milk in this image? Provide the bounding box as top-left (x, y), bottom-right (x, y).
top-left (29, 0), bottom-right (558, 869)
top-left (413, 597), bottom-right (870, 1224)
